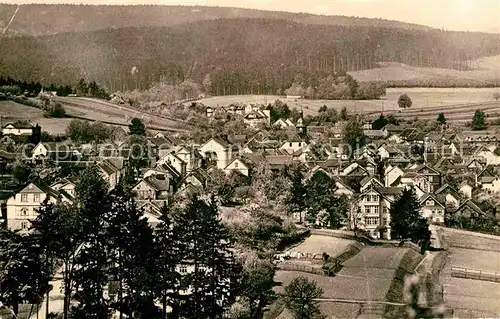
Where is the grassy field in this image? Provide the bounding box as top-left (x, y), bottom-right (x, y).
top-left (439, 227), bottom-right (500, 318)
top-left (274, 246), bottom-right (421, 318)
top-left (195, 87), bottom-right (500, 122)
top-left (0, 100), bottom-right (72, 135)
top-left (289, 235), bottom-right (355, 257)
top-left (349, 61), bottom-right (500, 85)
top-left (54, 97), bottom-right (190, 132)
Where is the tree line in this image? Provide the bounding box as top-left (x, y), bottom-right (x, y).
top-left (0, 19), bottom-right (498, 94)
top-left (0, 77), bottom-right (109, 99)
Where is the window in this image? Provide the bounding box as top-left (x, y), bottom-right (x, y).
top-left (21, 208), bottom-right (28, 216)
top-left (179, 265), bottom-right (188, 274)
top-left (383, 207), bottom-right (388, 214)
top-left (373, 206), bottom-right (379, 214)
top-left (21, 194), bottom-right (28, 202)
top-left (365, 217), bottom-right (379, 226)
top-left (298, 143), bottom-right (302, 147)
top-left (372, 195), bottom-right (379, 202)
top-left (34, 194), bottom-right (40, 202)
top-left (426, 200), bottom-right (434, 206)
top-left (382, 217), bottom-right (388, 225)
top-left (21, 221), bottom-right (29, 230)
top-left (364, 207), bottom-right (370, 214)
top-left (234, 161), bottom-right (239, 168)
top-left (289, 143), bottom-right (292, 147)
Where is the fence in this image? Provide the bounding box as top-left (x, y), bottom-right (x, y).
top-left (451, 266), bottom-right (500, 283)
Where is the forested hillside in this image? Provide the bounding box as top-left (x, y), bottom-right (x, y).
top-left (0, 17), bottom-right (498, 93)
top-left (0, 4), bottom-right (434, 36)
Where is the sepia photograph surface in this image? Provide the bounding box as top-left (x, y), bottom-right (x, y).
top-left (0, 0), bottom-right (499, 318)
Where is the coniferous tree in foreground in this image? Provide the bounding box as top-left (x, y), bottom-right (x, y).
top-left (175, 195), bottom-right (238, 318)
top-left (71, 165), bottom-right (111, 318)
top-left (107, 185), bottom-right (159, 318)
top-left (154, 204), bottom-right (183, 318)
top-left (389, 187), bottom-right (431, 248)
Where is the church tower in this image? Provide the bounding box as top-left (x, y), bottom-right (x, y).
top-left (296, 109), bottom-right (307, 137)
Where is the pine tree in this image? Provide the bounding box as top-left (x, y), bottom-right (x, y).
top-left (71, 165), bottom-right (111, 318)
top-left (107, 185), bottom-right (158, 318)
top-left (174, 195), bottom-right (238, 318)
top-left (153, 204), bottom-right (184, 318)
top-left (389, 187), bottom-right (430, 245)
top-left (471, 109), bottom-right (486, 130)
top-left (129, 118), bottom-right (146, 136)
top-left (436, 113), bottom-right (446, 125)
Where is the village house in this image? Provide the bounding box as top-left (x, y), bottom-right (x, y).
top-left (224, 158), bottom-right (251, 177)
top-left (243, 110), bottom-right (271, 128)
top-left (420, 194), bottom-right (446, 223)
top-left (199, 138), bottom-right (234, 170)
top-left (132, 176), bottom-right (173, 202)
top-left (6, 182), bottom-right (72, 231)
top-left (357, 186), bottom-right (402, 240)
top-left (97, 160), bottom-right (122, 190)
top-left (1, 121), bottom-right (35, 136)
top-left (273, 118), bottom-right (295, 129)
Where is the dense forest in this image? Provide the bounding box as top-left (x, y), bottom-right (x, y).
top-left (0, 4), bottom-right (435, 36)
top-left (0, 17), bottom-right (498, 96)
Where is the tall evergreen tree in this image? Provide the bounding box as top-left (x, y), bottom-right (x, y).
top-left (389, 187), bottom-right (430, 246)
top-left (436, 113), bottom-right (446, 125)
top-left (174, 195), bottom-right (238, 318)
top-left (129, 118), bottom-right (146, 136)
top-left (71, 165), bottom-right (111, 318)
top-left (471, 109), bottom-right (486, 130)
top-left (107, 185), bottom-right (158, 318)
top-left (154, 204), bottom-right (183, 319)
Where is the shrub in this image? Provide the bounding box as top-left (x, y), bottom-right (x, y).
top-left (321, 252), bottom-right (341, 276)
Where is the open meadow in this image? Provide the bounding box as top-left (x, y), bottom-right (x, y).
top-left (0, 100), bottom-right (72, 135)
top-left (195, 87), bottom-right (500, 122)
top-left (275, 243), bottom-right (423, 318)
top-left (289, 234), bottom-right (355, 257)
top-left (439, 227), bottom-right (500, 318)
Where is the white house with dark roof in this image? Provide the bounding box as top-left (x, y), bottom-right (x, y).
top-left (199, 138), bottom-right (233, 170)
top-left (6, 182), bottom-right (72, 231)
top-left (2, 121), bottom-right (34, 136)
top-left (420, 194), bottom-right (445, 223)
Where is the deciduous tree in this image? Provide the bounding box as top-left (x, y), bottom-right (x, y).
top-left (398, 94), bottom-right (413, 109)
top-left (283, 276), bottom-right (325, 319)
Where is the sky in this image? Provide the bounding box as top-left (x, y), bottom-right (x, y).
top-left (3, 0), bottom-right (500, 33)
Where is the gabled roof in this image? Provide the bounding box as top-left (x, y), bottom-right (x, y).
top-left (200, 137), bottom-right (230, 149)
top-left (420, 193), bottom-right (445, 208)
top-left (434, 183), bottom-right (459, 196)
top-left (454, 200), bottom-right (485, 216)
